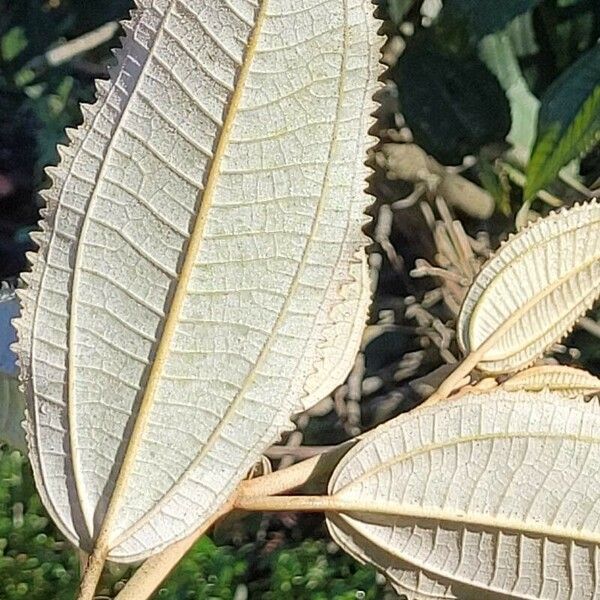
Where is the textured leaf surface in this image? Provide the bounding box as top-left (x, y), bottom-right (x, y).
top-left (16, 0), bottom-right (380, 562)
top-left (327, 391), bottom-right (600, 600)
top-left (502, 364), bottom-right (600, 396)
top-left (457, 201), bottom-right (600, 374)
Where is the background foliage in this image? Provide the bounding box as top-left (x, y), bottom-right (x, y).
top-left (0, 0), bottom-right (599, 598)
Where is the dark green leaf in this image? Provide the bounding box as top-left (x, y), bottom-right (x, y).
top-left (525, 44), bottom-right (600, 201)
top-left (0, 27), bottom-right (27, 63)
top-left (393, 39), bottom-right (511, 164)
top-left (438, 0), bottom-right (542, 39)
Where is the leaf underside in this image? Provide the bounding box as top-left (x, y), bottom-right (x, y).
top-left (502, 364), bottom-right (600, 396)
top-left (327, 391), bottom-right (600, 600)
top-left (457, 200), bottom-right (600, 374)
top-left (16, 0), bottom-right (380, 562)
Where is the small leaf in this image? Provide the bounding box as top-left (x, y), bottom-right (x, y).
top-left (327, 390), bottom-right (600, 599)
top-left (525, 44), bottom-right (600, 201)
top-left (457, 201), bottom-right (600, 374)
top-left (501, 364), bottom-right (600, 396)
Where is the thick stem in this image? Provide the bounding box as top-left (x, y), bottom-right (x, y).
top-left (235, 494), bottom-right (336, 513)
top-left (114, 502), bottom-right (233, 600)
top-left (114, 442), bottom-right (357, 600)
top-left (242, 439), bottom-right (356, 498)
top-left (45, 22), bottom-right (120, 68)
top-left (265, 444), bottom-right (338, 460)
top-left (77, 545), bottom-right (108, 600)
top-left (420, 351), bottom-right (482, 406)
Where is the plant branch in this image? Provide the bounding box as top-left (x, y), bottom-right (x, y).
top-left (114, 501), bottom-right (234, 600)
top-left (77, 545), bottom-right (109, 600)
top-left (498, 160), bottom-right (562, 207)
top-left (27, 22), bottom-right (119, 71)
top-left (579, 317), bottom-right (600, 339)
top-left (265, 444), bottom-right (338, 460)
top-left (420, 350), bottom-right (482, 406)
top-left (235, 494), bottom-right (336, 513)
top-left (115, 441), bottom-right (357, 600)
top-left (246, 440), bottom-right (356, 495)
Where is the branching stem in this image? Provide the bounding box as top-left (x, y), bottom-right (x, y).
top-left (421, 350), bottom-right (483, 405)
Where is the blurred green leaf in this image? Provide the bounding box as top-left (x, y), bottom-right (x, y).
top-left (525, 44), bottom-right (600, 201)
top-left (387, 0), bottom-right (414, 24)
top-left (1, 27), bottom-right (27, 63)
top-left (393, 37), bottom-right (511, 164)
top-left (438, 0), bottom-right (542, 39)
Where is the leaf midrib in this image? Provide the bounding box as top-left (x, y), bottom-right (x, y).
top-left (334, 431), bottom-right (600, 546)
top-left (69, 1), bottom-right (265, 547)
top-left (106, 2), bottom-right (273, 551)
top-left (476, 252), bottom-right (600, 364)
top-left (459, 205), bottom-right (600, 351)
top-left (112, 0), bottom-right (354, 549)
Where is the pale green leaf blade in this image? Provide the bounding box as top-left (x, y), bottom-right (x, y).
top-left (479, 31), bottom-right (539, 161)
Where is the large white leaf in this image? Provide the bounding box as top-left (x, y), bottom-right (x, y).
top-left (457, 201), bottom-right (600, 374)
top-left (327, 391), bottom-right (600, 600)
top-left (16, 0), bottom-right (380, 562)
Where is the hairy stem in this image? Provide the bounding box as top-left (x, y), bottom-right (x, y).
top-left (114, 502), bottom-right (233, 600)
top-left (421, 350), bottom-right (482, 406)
top-left (77, 545), bottom-right (109, 600)
top-left (235, 494), bottom-right (337, 513)
top-left (115, 441), bottom-right (356, 600)
top-left (243, 440), bottom-right (356, 497)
